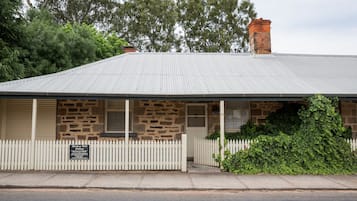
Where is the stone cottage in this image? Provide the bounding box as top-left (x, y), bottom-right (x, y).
top-left (0, 18), bottom-right (357, 161)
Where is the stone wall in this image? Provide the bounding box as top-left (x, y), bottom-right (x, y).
top-left (56, 100), bottom-right (104, 140)
top-left (340, 101), bottom-right (357, 138)
top-left (250, 101), bottom-right (283, 124)
top-left (57, 99), bottom-right (186, 141)
top-left (58, 100), bottom-right (338, 140)
top-left (133, 100), bottom-right (185, 140)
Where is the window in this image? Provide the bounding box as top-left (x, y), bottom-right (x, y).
top-left (187, 105), bottom-right (206, 127)
top-left (225, 101), bottom-right (250, 132)
top-left (105, 100), bottom-right (133, 133)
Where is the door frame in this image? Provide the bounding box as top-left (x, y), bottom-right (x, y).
top-left (185, 103), bottom-right (208, 159)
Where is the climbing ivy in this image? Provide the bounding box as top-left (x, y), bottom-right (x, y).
top-left (206, 103), bottom-right (303, 140)
top-left (222, 95), bottom-right (357, 174)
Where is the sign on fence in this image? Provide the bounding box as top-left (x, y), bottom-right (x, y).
top-left (69, 145), bottom-right (89, 160)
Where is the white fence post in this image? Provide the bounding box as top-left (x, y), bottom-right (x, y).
top-left (181, 134), bottom-right (187, 172)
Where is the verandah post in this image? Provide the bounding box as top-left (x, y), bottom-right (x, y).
top-left (219, 100), bottom-right (225, 169)
top-left (124, 99), bottom-right (129, 170)
top-left (30, 99), bottom-right (37, 170)
top-left (181, 134), bottom-right (187, 172)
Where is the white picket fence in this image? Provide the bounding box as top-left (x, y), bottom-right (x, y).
top-left (194, 138), bottom-right (252, 167)
top-left (347, 138), bottom-right (357, 151)
top-left (194, 138), bottom-right (357, 167)
top-left (0, 135), bottom-right (187, 171)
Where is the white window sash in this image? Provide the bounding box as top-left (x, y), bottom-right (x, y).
top-left (224, 102), bottom-right (250, 132)
top-left (105, 100), bottom-right (133, 133)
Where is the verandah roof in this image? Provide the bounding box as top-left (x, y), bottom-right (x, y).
top-left (0, 53), bottom-right (357, 100)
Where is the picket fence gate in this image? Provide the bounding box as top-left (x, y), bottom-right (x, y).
top-left (0, 134), bottom-right (187, 171)
top-left (194, 138), bottom-right (357, 167)
top-left (193, 138), bottom-right (252, 167)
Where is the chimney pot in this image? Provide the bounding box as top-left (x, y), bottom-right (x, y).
top-left (123, 46), bottom-right (137, 53)
top-left (248, 18), bottom-right (271, 54)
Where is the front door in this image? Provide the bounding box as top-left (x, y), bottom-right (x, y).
top-left (186, 104), bottom-right (207, 158)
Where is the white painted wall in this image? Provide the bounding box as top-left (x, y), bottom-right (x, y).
top-left (37, 99), bottom-right (56, 140)
top-left (4, 99), bottom-right (56, 140)
top-left (6, 99), bottom-right (32, 139)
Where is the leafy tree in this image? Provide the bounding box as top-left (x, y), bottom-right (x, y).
top-left (62, 23), bottom-right (128, 61)
top-left (0, 45), bottom-right (24, 82)
top-left (0, 0), bottom-right (25, 81)
top-left (111, 0), bottom-right (178, 52)
top-left (29, 0), bottom-right (116, 28)
top-left (28, 0), bottom-right (257, 53)
top-left (20, 9), bottom-right (127, 77)
top-left (0, 0), bottom-right (23, 45)
top-left (21, 9), bottom-right (73, 76)
top-left (177, 0), bottom-right (256, 52)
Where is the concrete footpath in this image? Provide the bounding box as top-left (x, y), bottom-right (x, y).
top-left (0, 171), bottom-right (356, 190)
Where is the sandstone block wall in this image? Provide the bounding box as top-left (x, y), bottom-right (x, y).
top-left (56, 100), bottom-right (104, 140)
top-left (340, 101), bottom-right (357, 138)
top-left (57, 99), bottom-right (187, 141)
top-left (133, 100), bottom-right (185, 140)
top-left (250, 101), bottom-right (283, 124)
top-left (59, 99), bottom-right (347, 140)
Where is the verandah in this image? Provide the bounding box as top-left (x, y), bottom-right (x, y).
top-left (0, 98), bottom-right (191, 171)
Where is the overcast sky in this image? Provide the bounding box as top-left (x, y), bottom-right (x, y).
top-left (252, 0), bottom-right (357, 55)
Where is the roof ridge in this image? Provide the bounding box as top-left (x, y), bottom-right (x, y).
top-left (128, 52), bottom-right (253, 56)
top-left (273, 52), bottom-right (357, 58)
top-left (126, 52), bottom-right (357, 57)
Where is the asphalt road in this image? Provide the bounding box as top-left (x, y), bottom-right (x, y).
top-left (0, 189), bottom-right (357, 201)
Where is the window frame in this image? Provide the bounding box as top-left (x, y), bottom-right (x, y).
top-left (104, 100), bottom-right (133, 133)
top-left (224, 101), bottom-right (250, 132)
top-left (186, 103), bottom-right (208, 128)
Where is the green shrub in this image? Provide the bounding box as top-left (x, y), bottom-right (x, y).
top-left (206, 131), bottom-right (237, 140)
top-left (342, 126), bottom-right (352, 139)
top-left (222, 95), bottom-right (357, 174)
top-left (223, 133), bottom-right (296, 174)
top-left (292, 95), bottom-right (355, 174)
top-left (240, 121), bottom-right (268, 137)
top-left (206, 122), bottom-right (267, 140)
top-left (207, 103), bottom-right (303, 140)
top-left (265, 103), bottom-right (302, 135)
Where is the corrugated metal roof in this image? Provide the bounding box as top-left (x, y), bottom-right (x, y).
top-left (0, 53), bottom-right (357, 99)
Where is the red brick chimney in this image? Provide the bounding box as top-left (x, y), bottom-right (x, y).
top-left (123, 46), bottom-right (137, 53)
top-left (248, 18), bottom-right (271, 54)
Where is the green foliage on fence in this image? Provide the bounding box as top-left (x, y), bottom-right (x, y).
top-left (207, 103), bottom-right (303, 140)
top-left (206, 122), bottom-right (266, 140)
top-left (222, 95), bottom-right (357, 174)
